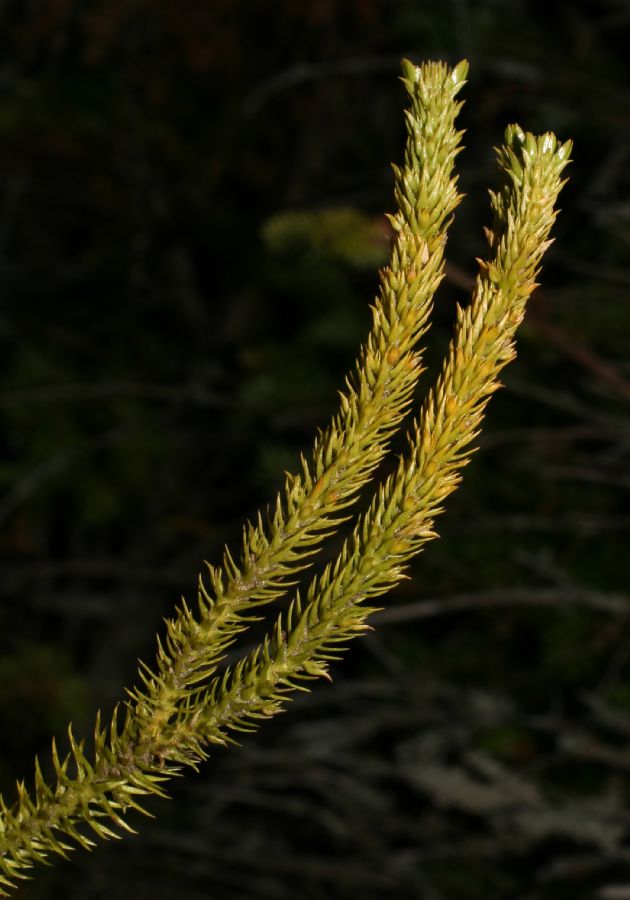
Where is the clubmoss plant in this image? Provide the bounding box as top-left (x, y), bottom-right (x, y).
top-left (0, 59), bottom-right (571, 893)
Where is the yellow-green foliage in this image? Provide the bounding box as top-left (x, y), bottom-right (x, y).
top-left (0, 59), bottom-right (571, 893)
top-left (262, 206), bottom-right (390, 268)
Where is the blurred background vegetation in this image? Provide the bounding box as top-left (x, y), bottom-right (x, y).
top-left (1, 1), bottom-right (629, 897)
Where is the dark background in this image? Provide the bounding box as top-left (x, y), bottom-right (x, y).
top-left (1, 1), bottom-right (629, 898)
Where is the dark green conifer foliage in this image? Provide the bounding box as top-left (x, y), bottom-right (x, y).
top-left (0, 59), bottom-right (571, 893)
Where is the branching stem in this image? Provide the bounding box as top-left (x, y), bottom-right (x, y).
top-left (0, 63), bottom-right (570, 895)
